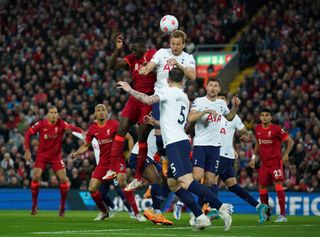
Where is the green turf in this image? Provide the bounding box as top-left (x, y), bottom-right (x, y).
top-left (0, 211), bottom-right (318, 237)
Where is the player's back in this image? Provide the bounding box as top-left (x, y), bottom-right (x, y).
top-left (158, 87), bottom-right (189, 147)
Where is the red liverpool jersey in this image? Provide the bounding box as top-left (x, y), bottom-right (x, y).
top-left (24, 118), bottom-right (82, 159)
top-left (124, 48), bottom-right (157, 94)
top-left (85, 120), bottom-right (119, 165)
top-left (254, 123), bottom-right (288, 162)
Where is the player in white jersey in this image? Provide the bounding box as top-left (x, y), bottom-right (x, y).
top-left (137, 30), bottom-right (196, 179)
top-left (215, 94), bottom-right (268, 224)
top-left (117, 67), bottom-right (233, 231)
top-left (187, 78), bottom-right (240, 207)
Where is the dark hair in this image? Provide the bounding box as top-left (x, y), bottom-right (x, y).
top-left (207, 77), bottom-right (221, 85)
top-left (131, 36), bottom-right (146, 46)
top-left (218, 92), bottom-right (227, 98)
top-left (47, 105), bottom-right (57, 112)
top-left (260, 108), bottom-right (272, 115)
top-left (169, 67), bottom-right (184, 83)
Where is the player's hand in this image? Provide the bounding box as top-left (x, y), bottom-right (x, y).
top-left (240, 135), bottom-right (250, 142)
top-left (232, 96), bottom-right (241, 107)
top-left (249, 159), bottom-right (255, 169)
top-left (203, 109), bottom-right (217, 117)
top-left (117, 81), bottom-right (131, 92)
top-left (139, 66), bottom-right (148, 75)
top-left (167, 58), bottom-right (178, 66)
top-left (144, 115), bottom-right (157, 126)
top-left (69, 152), bottom-right (77, 159)
top-left (115, 35), bottom-right (123, 50)
top-left (25, 150), bottom-right (31, 162)
top-left (282, 154), bottom-right (289, 167)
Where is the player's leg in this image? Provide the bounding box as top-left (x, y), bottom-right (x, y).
top-left (258, 165), bottom-right (272, 219)
top-left (167, 140), bottom-right (232, 231)
top-left (191, 146), bottom-right (205, 207)
top-left (99, 181), bottom-right (118, 217)
top-left (55, 167), bottom-right (70, 217)
top-left (30, 166), bottom-right (43, 215)
top-left (104, 116), bottom-right (131, 179)
top-left (132, 123), bottom-right (153, 183)
top-left (272, 161), bottom-right (287, 222)
top-left (88, 178), bottom-right (109, 221)
top-left (142, 163), bottom-right (173, 225)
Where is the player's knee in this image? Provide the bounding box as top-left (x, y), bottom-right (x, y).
top-left (167, 178), bottom-right (180, 192)
top-left (275, 183), bottom-right (284, 191)
top-left (193, 173), bottom-right (203, 182)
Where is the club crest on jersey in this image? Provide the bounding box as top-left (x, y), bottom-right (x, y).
top-left (268, 131), bottom-right (272, 137)
top-left (107, 129), bottom-right (110, 136)
top-left (206, 114), bottom-right (221, 122)
top-left (55, 127), bottom-right (58, 133)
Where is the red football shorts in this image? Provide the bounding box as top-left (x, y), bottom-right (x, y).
top-left (91, 158), bottom-right (126, 181)
top-left (258, 159), bottom-right (284, 186)
top-left (34, 156), bottom-right (65, 172)
top-left (121, 96), bottom-right (152, 124)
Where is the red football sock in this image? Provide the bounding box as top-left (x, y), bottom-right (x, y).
top-left (59, 182), bottom-right (69, 208)
top-left (134, 142), bottom-right (147, 179)
top-left (275, 184), bottom-right (286, 216)
top-left (110, 135), bottom-right (125, 172)
top-left (259, 188), bottom-right (269, 205)
top-left (124, 190), bottom-right (139, 215)
top-left (31, 181), bottom-right (40, 207)
top-left (91, 191), bottom-right (107, 212)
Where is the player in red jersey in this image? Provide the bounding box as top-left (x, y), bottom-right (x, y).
top-left (250, 108), bottom-right (293, 222)
top-left (103, 35), bottom-right (157, 191)
top-left (24, 106), bottom-right (83, 216)
top-left (70, 104), bottom-right (145, 221)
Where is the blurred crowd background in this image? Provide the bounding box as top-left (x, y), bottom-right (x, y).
top-left (0, 0), bottom-right (319, 192)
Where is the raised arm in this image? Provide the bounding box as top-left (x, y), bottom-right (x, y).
top-left (167, 58), bottom-right (196, 80)
top-left (117, 81), bottom-right (159, 105)
top-left (224, 96), bottom-right (241, 121)
top-left (108, 35), bottom-right (129, 70)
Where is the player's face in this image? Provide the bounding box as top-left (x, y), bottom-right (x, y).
top-left (130, 43), bottom-right (145, 58)
top-left (260, 112), bottom-right (272, 125)
top-left (94, 105), bottom-right (108, 121)
top-left (206, 81), bottom-right (220, 98)
top-left (47, 108), bottom-right (58, 123)
top-left (170, 37), bottom-right (185, 56)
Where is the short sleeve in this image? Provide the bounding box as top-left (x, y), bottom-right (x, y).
top-left (151, 49), bottom-right (164, 65)
top-left (186, 54), bottom-right (196, 69)
top-left (155, 88), bottom-right (167, 102)
top-left (190, 98), bottom-right (200, 111)
top-left (124, 54), bottom-right (134, 68)
top-left (221, 101), bottom-right (230, 115)
top-left (85, 126), bottom-right (94, 144)
top-left (234, 115), bottom-right (245, 131)
top-left (277, 126), bottom-right (288, 141)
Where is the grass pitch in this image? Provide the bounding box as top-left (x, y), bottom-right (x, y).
top-left (0, 211), bottom-right (318, 237)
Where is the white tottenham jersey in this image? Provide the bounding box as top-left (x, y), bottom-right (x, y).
top-left (156, 87), bottom-right (189, 147)
top-left (131, 129), bottom-right (157, 159)
top-left (151, 48), bottom-right (195, 92)
top-left (219, 115), bottom-right (245, 159)
top-left (191, 97), bottom-right (229, 146)
top-left (72, 132), bottom-right (100, 164)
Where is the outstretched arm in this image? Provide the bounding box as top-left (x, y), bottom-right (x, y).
top-left (117, 81), bottom-right (160, 105)
top-left (108, 35), bottom-right (129, 70)
top-left (224, 96), bottom-right (241, 121)
top-left (139, 61), bottom-right (157, 75)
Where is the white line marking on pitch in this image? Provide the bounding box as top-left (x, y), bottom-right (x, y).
top-left (31, 224), bottom-right (320, 235)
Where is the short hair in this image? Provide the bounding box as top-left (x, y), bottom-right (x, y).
top-left (131, 36), bottom-right (146, 47)
top-left (207, 77), bottom-right (221, 85)
top-left (169, 67), bottom-right (184, 83)
top-left (47, 106), bottom-right (57, 112)
top-left (217, 92), bottom-right (227, 99)
top-left (95, 104), bottom-right (106, 110)
top-left (260, 108), bottom-right (272, 115)
top-left (171, 30), bottom-right (186, 43)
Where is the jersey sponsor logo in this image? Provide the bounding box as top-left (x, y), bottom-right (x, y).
top-left (163, 63), bottom-right (174, 71)
top-left (206, 114), bottom-right (222, 123)
top-left (258, 139), bottom-right (273, 144)
top-left (98, 139), bottom-right (113, 145)
top-left (44, 134), bottom-right (58, 139)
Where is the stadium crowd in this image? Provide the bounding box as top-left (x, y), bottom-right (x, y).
top-left (0, 0), bottom-right (319, 193)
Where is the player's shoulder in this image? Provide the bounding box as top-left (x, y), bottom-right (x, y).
top-left (107, 119), bottom-right (119, 127)
top-left (255, 123), bottom-right (262, 131)
top-left (147, 48), bottom-right (157, 55)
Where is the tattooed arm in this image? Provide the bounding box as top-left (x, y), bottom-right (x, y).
top-left (117, 81), bottom-right (159, 105)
